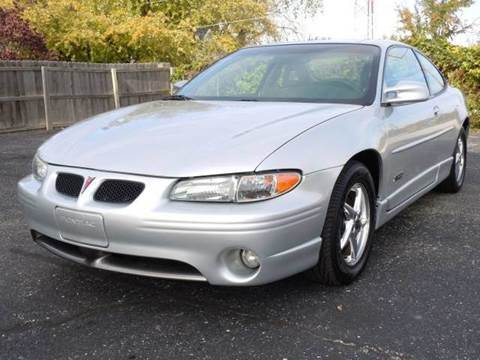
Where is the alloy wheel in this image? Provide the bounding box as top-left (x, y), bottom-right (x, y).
top-left (340, 183), bottom-right (371, 266)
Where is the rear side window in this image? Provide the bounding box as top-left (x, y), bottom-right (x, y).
top-left (383, 47), bottom-right (427, 89)
top-left (415, 52), bottom-right (445, 95)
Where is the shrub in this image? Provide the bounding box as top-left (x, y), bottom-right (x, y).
top-left (405, 37), bottom-right (480, 128)
top-left (0, 6), bottom-right (55, 60)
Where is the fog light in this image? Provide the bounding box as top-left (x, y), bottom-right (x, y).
top-left (240, 249), bottom-right (260, 269)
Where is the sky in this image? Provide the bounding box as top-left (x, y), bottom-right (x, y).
top-left (290, 0), bottom-right (480, 45)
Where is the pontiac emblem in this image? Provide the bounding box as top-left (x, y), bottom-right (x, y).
top-left (81, 176), bottom-right (96, 194)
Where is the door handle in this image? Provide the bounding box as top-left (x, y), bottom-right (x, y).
top-left (433, 106), bottom-right (440, 117)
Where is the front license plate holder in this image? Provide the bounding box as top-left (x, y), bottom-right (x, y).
top-left (55, 208), bottom-right (108, 247)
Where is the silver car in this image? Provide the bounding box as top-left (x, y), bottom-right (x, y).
top-left (18, 40), bottom-right (469, 286)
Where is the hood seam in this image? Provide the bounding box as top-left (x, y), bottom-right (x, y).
top-left (254, 106), bottom-right (364, 172)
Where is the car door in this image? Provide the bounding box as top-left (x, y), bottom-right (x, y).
top-left (414, 51), bottom-right (459, 167)
top-left (382, 46), bottom-right (439, 211)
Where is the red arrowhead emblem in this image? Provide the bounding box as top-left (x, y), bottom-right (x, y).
top-left (81, 176), bottom-right (96, 194)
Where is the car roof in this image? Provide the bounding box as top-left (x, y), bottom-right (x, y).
top-left (247, 39), bottom-right (407, 50)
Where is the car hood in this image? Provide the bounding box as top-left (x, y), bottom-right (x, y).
top-left (39, 100), bottom-right (361, 177)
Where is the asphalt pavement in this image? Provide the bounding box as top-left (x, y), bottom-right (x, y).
top-left (1, 130), bottom-right (479, 360)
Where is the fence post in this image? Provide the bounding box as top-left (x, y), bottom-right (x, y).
top-left (41, 66), bottom-right (52, 131)
top-left (111, 68), bottom-right (120, 109)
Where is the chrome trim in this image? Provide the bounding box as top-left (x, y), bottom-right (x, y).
top-left (392, 126), bottom-right (454, 154)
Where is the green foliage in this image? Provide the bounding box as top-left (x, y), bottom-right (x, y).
top-left (448, 45), bottom-right (480, 128)
top-left (398, 0), bottom-right (479, 128)
top-left (398, 0), bottom-right (474, 40)
top-left (10, 0), bottom-right (323, 80)
top-left (20, 0), bottom-right (276, 73)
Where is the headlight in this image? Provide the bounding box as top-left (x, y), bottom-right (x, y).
top-left (32, 154), bottom-right (48, 182)
top-left (170, 171), bottom-right (301, 203)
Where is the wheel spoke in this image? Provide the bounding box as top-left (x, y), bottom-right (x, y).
top-left (455, 138), bottom-right (465, 182)
top-left (349, 236), bottom-right (358, 261)
top-left (340, 182), bottom-right (371, 267)
top-left (344, 203), bottom-right (357, 220)
top-left (353, 187), bottom-right (363, 213)
top-left (340, 220), bottom-right (354, 250)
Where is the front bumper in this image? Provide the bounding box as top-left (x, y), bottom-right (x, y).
top-left (18, 165), bottom-right (341, 285)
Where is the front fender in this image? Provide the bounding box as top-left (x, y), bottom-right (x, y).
top-left (256, 107), bottom-right (386, 175)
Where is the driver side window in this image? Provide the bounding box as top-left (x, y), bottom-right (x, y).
top-left (383, 47), bottom-right (428, 90)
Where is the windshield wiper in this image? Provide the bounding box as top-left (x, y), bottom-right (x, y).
top-left (162, 94), bottom-right (193, 101)
top-left (238, 98), bottom-right (259, 102)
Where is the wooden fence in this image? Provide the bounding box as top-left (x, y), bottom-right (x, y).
top-left (0, 60), bottom-right (171, 133)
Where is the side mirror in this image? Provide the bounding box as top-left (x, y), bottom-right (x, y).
top-left (382, 81), bottom-right (430, 105)
top-left (173, 80), bottom-right (188, 93)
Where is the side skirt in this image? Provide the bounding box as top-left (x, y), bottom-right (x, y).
top-left (375, 157), bottom-right (453, 229)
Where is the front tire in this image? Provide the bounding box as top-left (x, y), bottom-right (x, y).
top-left (307, 161), bottom-right (376, 285)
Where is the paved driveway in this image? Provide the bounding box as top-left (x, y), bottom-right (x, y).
top-left (1, 130), bottom-right (479, 360)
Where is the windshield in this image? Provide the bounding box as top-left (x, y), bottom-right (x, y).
top-left (179, 44), bottom-right (381, 105)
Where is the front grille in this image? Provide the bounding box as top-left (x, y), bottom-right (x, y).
top-left (94, 180), bottom-right (145, 204)
top-left (56, 173), bottom-right (84, 198)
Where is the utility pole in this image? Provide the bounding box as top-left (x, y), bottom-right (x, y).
top-left (354, 0), bottom-right (375, 39)
top-left (368, 0), bottom-right (375, 39)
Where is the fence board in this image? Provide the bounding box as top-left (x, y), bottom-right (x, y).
top-left (0, 60), bottom-right (170, 132)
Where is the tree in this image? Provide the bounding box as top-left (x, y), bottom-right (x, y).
top-left (21, 1), bottom-right (274, 63)
top-left (18, 0), bottom-right (322, 76)
top-left (274, 0), bottom-right (323, 18)
top-left (398, 0), bottom-right (474, 41)
top-left (0, 5), bottom-right (54, 60)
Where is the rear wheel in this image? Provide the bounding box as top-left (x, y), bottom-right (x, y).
top-left (307, 161), bottom-right (376, 285)
top-left (438, 129), bottom-right (467, 193)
